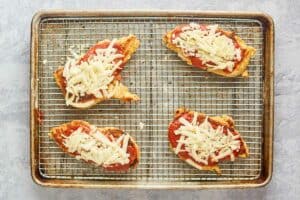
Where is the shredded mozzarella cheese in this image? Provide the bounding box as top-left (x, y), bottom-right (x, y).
top-left (174, 113), bottom-right (241, 165)
top-left (139, 122), bottom-right (145, 130)
top-left (171, 23), bottom-right (242, 72)
top-left (62, 126), bottom-right (130, 166)
top-left (62, 39), bottom-right (124, 105)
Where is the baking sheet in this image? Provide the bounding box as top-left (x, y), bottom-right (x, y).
top-left (31, 11), bottom-right (274, 188)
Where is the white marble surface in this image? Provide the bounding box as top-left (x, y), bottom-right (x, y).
top-left (0, 0), bottom-right (299, 199)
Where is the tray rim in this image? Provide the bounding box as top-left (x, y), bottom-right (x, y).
top-left (30, 10), bottom-right (274, 189)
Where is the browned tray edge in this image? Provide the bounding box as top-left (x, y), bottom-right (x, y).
top-left (30, 10), bottom-right (274, 189)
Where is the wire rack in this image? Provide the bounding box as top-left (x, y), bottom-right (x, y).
top-left (37, 16), bottom-right (264, 182)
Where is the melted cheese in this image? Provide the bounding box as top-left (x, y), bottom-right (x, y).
top-left (62, 39), bottom-right (124, 105)
top-left (172, 23), bottom-right (241, 72)
top-left (174, 113), bottom-right (241, 165)
top-left (62, 126), bottom-right (130, 166)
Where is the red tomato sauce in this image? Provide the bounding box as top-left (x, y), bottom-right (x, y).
top-left (171, 24), bottom-right (244, 73)
top-left (168, 112), bottom-right (246, 167)
top-left (34, 108), bottom-right (44, 124)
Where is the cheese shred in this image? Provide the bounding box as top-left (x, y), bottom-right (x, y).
top-left (62, 126), bottom-right (130, 166)
top-left (62, 39), bottom-right (124, 105)
top-left (172, 23), bottom-right (241, 72)
top-left (174, 113), bottom-right (241, 165)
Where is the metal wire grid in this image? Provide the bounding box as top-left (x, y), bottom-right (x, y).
top-left (37, 16), bottom-right (263, 182)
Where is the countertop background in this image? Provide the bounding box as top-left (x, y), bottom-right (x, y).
top-left (0, 0), bottom-right (299, 199)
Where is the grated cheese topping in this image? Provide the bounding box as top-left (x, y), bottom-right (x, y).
top-left (174, 113), bottom-right (241, 165)
top-left (171, 23), bottom-right (242, 72)
top-left (62, 39), bottom-right (124, 105)
top-left (139, 122), bottom-right (145, 130)
top-left (63, 126), bottom-right (130, 166)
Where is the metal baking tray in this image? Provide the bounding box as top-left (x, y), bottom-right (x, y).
top-left (30, 10), bottom-right (274, 189)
